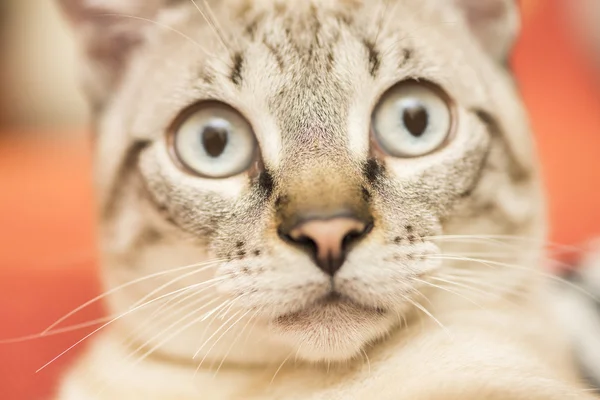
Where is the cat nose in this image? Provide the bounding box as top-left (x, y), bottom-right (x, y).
top-left (281, 215), bottom-right (372, 276)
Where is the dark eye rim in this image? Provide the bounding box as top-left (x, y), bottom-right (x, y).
top-left (166, 100), bottom-right (259, 179)
top-left (370, 79), bottom-right (457, 159)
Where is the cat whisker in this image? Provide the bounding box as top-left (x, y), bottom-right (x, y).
top-left (212, 306), bottom-right (264, 378)
top-left (0, 317), bottom-right (111, 344)
top-left (121, 290), bottom-right (219, 353)
top-left (241, 307), bottom-right (263, 349)
top-left (150, 280), bottom-right (220, 318)
top-left (380, 18), bottom-right (462, 57)
top-left (409, 285), bottom-right (434, 307)
top-left (42, 259), bottom-right (223, 334)
top-left (124, 274), bottom-right (227, 346)
top-left (100, 13), bottom-right (214, 58)
top-left (430, 274), bottom-right (523, 300)
top-left (426, 255), bottom-right (599, 302)
top-left (270, 349), bottom-right (295, 386)
top-left (189, 0), bottom-right (232, 53)
top-left (96, 295), bottom-right (228, 395)
top-left (126, 296), bottom-right (224, 366)
top-left (432, 251), bottom-right (530, 258)
top-left (373, 0), bottom-right (397, 45)
top-left (36, 282), bottom-right (214, 373)
top-left (412, 277), bottom-right (486, 310)
top-left (131, 266), bottom-right (224, 309)
top-left (293, 343), bottom-right (306, 367)
top-left (194, 307), bottom-right (249, 373)
top-left (215, 293), bottom-right (244, 320)
top-left (431, 268), bottom-right (533, 295)
top-left (425, 234), bottom-right (582, 253)
top-left (199, 296), bottom-right (239, 324)
top-left (360, 348), bottom-right (372, 376)
top-left (398, 292), bottom-right (451, 337)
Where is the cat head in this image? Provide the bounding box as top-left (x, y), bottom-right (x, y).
top-left (59, 0), bottom-right (542, 365)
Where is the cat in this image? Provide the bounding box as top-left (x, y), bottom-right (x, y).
top-left (54, 0), bottom-right (598, 398)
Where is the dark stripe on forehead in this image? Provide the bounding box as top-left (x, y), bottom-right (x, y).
top-left (230, 52), bottom-right (244, 86)
top-left (400, 48), bottom-right (413, 68)
top-left (262, 38), bottom-right (285, 71)
top-left (362, 38), bottom-right (381, 77)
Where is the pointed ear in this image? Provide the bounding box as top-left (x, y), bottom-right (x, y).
top-left (56, 0), bottom-right (171, 107)
top-left (453, 0), bottom-right (520, 63)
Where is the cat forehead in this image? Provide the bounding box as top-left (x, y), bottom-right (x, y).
top-left (120, 0), bottom-right (480, 167)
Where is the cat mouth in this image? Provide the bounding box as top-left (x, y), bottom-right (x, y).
top-left (319, 291), bottom-right (386, 313)
top-left (275, 290), bottom-right (387, 322)
top-left (270, 290), bottom-right (393, 362)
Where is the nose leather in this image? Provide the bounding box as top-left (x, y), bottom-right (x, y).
top-left (283, 216), bottom-right (371, 276)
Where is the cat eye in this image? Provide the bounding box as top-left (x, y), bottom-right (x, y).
top-left (371, 81), bottom-right (454, 158)
top-left (168, 102), bottom-right (257, 178)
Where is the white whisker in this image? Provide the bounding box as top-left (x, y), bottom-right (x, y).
top-left (425, 234), bottom-right (582, 253)
top-left (360, 348), bottom-right (372, 376)
top-left (42, 259), bottom-right (222, 334)
top-left (194, 307), bottom-right (247, 371)
top-left (100, 14), bottom-right (214, 57)
top-left (0, 317), bottom-right (111, 344)
top-left (426, 255), bottom-right (599, 302)
top-left (126, 296), bottom-right (224, 366)
top-left (270, 349), bottom-right (295, 385)
top-left (412, 277), bottom-right (486, 310)
top-left (121, 290), bottom-right (218, 352)
top-left (398, 293), bottom-right (451, 337)
top-left (193, 301), bottom-right (247, 361)
top-left (131, 269), bottom-right (224, 309)
top-left (431, 274), bottom-right (523, 299)
top-left (36, 283), bottom-right (211, 373)
top-left (212, 306), bottom-right (263, 378)
top-left (189, 0), bottom-right (230, 53)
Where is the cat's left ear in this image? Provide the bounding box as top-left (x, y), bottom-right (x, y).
top-left (56, 0), bottom-right (173, 108)
top-left (453, 0), bottom-right (520, 62)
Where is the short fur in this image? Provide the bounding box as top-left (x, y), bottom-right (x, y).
top-left (55, 0), bottom-right (598, 399)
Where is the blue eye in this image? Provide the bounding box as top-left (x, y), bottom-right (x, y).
top-left (170, 102), bottom-right (257, 178)
top-left (372, 82), bottom-right (453, 157)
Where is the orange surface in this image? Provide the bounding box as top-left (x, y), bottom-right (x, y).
top-left (514, 0), bottom-right (600, 245)
top-left (1, 1), bottom-right (600, 399)
top-left (0, 137), bottom-right (102, 400)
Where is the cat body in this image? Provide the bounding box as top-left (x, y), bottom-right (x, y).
top-left (55, 0), bottom-right (597, 398)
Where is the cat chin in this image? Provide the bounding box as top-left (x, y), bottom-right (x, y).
top-left (269, 299), bottom-right (396, 363)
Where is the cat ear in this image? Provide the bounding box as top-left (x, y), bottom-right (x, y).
top-left (56, 0), bottom-right (172, 107)
top-left (453, 0), bottom-right (520, 62)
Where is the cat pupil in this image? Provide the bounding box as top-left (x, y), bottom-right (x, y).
top-left (201, 125), bottom-right (228, 157)
top-left (402, 104), bottom-right (428, 137)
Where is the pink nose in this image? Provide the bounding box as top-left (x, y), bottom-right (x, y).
top-left (286, 217), bottom-right (370, 276)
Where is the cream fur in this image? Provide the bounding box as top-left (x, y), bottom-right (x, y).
top-left (54, 0), bottom-right (598, 398)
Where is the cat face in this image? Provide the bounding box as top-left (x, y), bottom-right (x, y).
top-left (61, 0), bottom-right (542, 364)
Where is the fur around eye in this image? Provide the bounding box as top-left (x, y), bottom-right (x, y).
top-left (371, 81), bottom-right (454, 158)
top-left (168, 102), bottom-right (257, 178)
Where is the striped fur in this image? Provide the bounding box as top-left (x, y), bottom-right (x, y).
top-left (54, 0), bottom-right (598, 399)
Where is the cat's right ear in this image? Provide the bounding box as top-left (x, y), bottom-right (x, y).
top-left (453, 0), bottom-right (520, 63)
top-left (56, 0), bottom-right (171, 108)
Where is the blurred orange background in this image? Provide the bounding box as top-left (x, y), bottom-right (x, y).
top-left (0, 0), bottom-right (599, 399)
